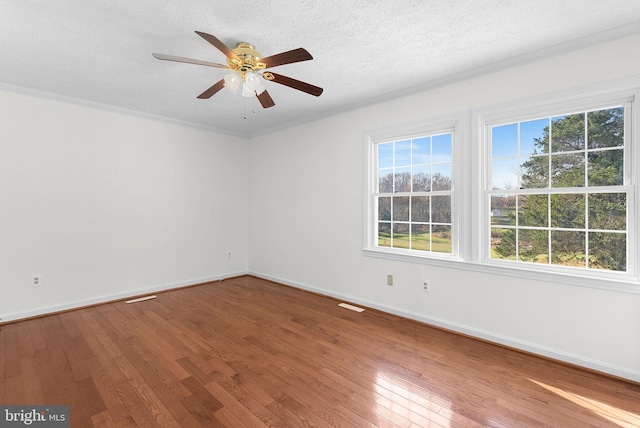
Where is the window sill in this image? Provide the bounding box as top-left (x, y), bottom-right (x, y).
top-left (362, 248), bottom-right (640, 295)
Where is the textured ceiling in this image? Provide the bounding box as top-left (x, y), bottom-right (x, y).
top-left (1, 1), bottom-right (640, 137)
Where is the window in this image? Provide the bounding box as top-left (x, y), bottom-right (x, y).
top-left (377, 133), bottom-right (453, 253)
top-left (365, 117), bottom-right (460, 259)
top-left (364, 81), bottom-right (639, 291)
top-left (486, 102), bottom-right (633, 275)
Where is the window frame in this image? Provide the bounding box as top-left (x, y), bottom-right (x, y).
top-left (363, 78), bottom-right (640, 295)
top-left (481, 99), bottom-right (635, 278)
top-left (364, 113), bottom-right (465, 261)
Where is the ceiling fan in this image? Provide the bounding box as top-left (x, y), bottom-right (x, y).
top-left (153, 31), bottom-right (323, 109)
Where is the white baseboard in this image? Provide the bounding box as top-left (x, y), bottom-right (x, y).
top-left (250, 271), bottom-right (640, 384)
top-left (0, 271), bottom-right (248, 323)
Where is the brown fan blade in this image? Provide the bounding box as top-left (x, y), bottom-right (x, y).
top-left (195, 31), bottom-right (239, 61)
top-left (259, 48), bottom-right (313, 69)
top-left (197, 79), bottom-right (225, 99)
top-left (257, 91), bottom-right (275, 108)
top-left (267, 73), bottom-right (323, 97)
top-left (152, 53), bottom-right (229, 69)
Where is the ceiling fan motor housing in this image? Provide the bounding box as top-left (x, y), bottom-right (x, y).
top-left (228, 42), bottom-right (266, 73)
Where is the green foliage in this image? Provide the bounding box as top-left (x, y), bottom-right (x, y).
top-left (494, 108), bottom-right (626, 271)
top-left (494, 228), bottom-right (516, 259)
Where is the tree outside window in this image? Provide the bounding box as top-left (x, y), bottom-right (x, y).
top-left (490, 107), bottom-right (627, 272)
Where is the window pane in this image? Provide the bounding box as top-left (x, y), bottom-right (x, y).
top-left (432, 225), bottom-right (452, 253)
top-left (412, 137), bottom-right (430, 165)
top-left (589, 232), bottom-right (626, 271)
top-left (519, 229), bottom-right (549, 263)
top-left (379, 169), bottom-right (393, 193)
top-left (373, 128), bottom-right (455, 257)
top-left (393, 196), bottom-right (410, 221)
top-left (432, 134), bottom-right (452, 162)
top-left (550, 193), bottom-right (585, 228)
top-left (588, 107), bottom-right (624, 149)
top-left (411, 196), bottom-right (430, 222)
top-left (491, 195), bottom-right (516, 226)
top-left (395, 140), bottom-right (411, 167)
top-left (520, 118), bottom-right (549, 156)
top-left (552, 113), bottom-right (585, 152)
top-left (393, 223), bottom-right (410, 249)
top-left (492, 228), bottom-right (516, 260)
top-left (411, 224), bottom-right (430, 251)
top-left (588, 193), bottom-right (626, 231)
top-left (551, 230), bottom-right (585, 267)
top-left (378, 223), bottom-right (391, 247)
top-left (492, 124), bottom-right (518, 158)
top-left (551, 153), bottom-right (585, 187)
top-left (412, 166), bottom-right (431, 192)
top-left (483, 104), bottom-right (628, 276)
top-left (431, 195), bottom-right (451, 223)
top-left (518, 194), bottom-right (548, 227)
top-left (378, 197), bottom-right (391, 221)
top-left (520, 155), bottom-right (549, 188)
top-left (394, 168), bottom-right (411, 192)
top-left (588, 149), bottom-right (623, 186)
top-left (432, 164), bottom-right (451, 191)
top-left (378, 143), bottom-right (393, 168)
top-left (492, 158), bottom-right (519, 189)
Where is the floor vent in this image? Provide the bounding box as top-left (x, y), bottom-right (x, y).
top-left (338, 303), bottom-right (364, 312)
top-left (125, 295), bottom-right (157, 304)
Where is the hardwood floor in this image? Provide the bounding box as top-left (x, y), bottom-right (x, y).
top-left (2, 276), bottom-right (639, 427)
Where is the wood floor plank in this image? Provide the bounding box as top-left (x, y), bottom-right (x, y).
top-left (263, 363), bottom-right (363, 428)
top-left (141, 310), bottom-right (213, 360)
top-left (79, 309), bottom-right (177, 427)
top-left (179, 394), bottom-right (226, 428)
top-left (128, 324), bottom-right (190, 382)
top-left (205, 380), bottom-right (269, 427)
top-left (111, 354), bottom-right (183, 428)
top-left (4, 374), bottom-right (24, 405)
top-left (1, 276), bottom-right (639, 427)
top-left (16, 321), bottom-right (34, 358)
top-left (209, 372), bottom-right (288, 427)
top-left (85, 356), bottom-right (134, 426)
top-left (319, 367), bottom-right (417, 428)
top-left (4, 324), bottom-right (21, 384)
top-left (20, 356), bottom-right (44, 404)
top-left (213, 406), bottom-right (250, 427)
top-left (77, 376), bottom-right (108, 417)
top-left (94, 312), bottom-right (190, 428)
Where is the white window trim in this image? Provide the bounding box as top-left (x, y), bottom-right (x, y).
top-left (363, 77), bottom-right (640, 295)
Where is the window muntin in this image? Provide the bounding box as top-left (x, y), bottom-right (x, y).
top-left (375, 132), bottom-right (453, 254)
top-left (488, 106), bottom-right (629, 272)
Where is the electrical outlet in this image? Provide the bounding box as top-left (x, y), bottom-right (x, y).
top-left (387, 274), bottom-right (393, 286)
top-left (32, 274), bottom-right (43, 287)
top-left (421, 279), bottom-right (430, 292)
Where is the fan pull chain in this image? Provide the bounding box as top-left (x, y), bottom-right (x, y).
top-left (243, 95), bottom-right (258, 120)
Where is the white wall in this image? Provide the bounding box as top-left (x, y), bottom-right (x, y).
top-left (0, 89), bottom-right (249, 321)
top-left (248, 34), bottom-right (640, 381)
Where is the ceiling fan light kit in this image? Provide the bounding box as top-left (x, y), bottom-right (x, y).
top-left (241, 70), bottom-right (266, 96)
top-left (153, 31), bottom-right (323, 109)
